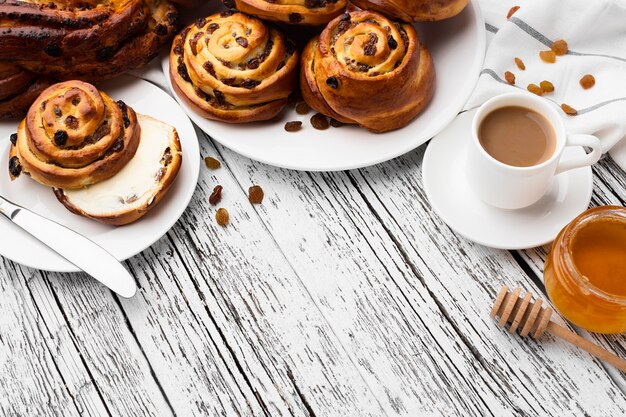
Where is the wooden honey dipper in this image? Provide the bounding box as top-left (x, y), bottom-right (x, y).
top-left (491, 286), bottom-right (626, 372)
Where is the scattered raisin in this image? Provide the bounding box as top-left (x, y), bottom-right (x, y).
top-left (216, 208), bottom-right (229, 226)
top-left (506, 5), bottom-right (520, 19)
top-left (551, 39), bottom-right (568, 56)
top-left (53, 106), bottom-right (61, 117)
top-left (209, 185), bottom-right (223, 205)
top-left (248, 185), bottom-right (264, 204)
top-left (204, 156), bottom-right (221, 169)
top-left (514, 57), bottom-right (525, 70)
top-left (561, 103), bottom-right (577, 115)
top-left (326, 76), bottom-right (339, 89)
top-left (295, 102), bottom-right (310, 115)
top-left (527, 83), bottom-right (544, 96)
top-left (9, 133), bottom-right (17, 145)
top-left (539, 50), bottom-right (556, 63)
top-left (310, 113), bottom-right (329, 130)
top-left (53, 130), bottom-right (68, 146)
top-left (284, 121), bottom-right (302, 132)
top-left (236, 37), bottom-right (248, 48)
top-left (540, 80), bottom-right (554, 92)
top-left (330, 118), bottom-right (345, 128)
top-left (9, 156), bottom-right (21, 178)
top-left (579, 74), bottom-right (595, 89)
top-left (504, 71), bottom-right (515, 85)
top-left (71, 96), bottom-right (81, 106)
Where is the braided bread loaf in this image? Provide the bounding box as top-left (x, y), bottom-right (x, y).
top-left (170, 12), bottom-right (299, 123)
top-left (300, 11), bottom-right (435, 132)
top-left (0, 63), bottom-right (52, 120)
top-left (9, 80), bottom-right (141, 189)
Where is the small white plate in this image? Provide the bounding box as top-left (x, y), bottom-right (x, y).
top-left (161, 0), bottom-right (485, 171)
top-left (0, 75), bottom-right (200, 272)
top-left (422, 109), bottom-right (593, 250)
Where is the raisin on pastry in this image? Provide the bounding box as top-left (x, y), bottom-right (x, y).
top-left (9, 80), bottom-right (141, 189)
top-left (169, 12), bottom-right (299, 123)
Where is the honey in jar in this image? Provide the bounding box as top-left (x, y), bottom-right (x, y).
top-left (544, 206), bottom-right (626, 334)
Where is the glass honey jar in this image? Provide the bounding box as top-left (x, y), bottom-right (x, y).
top-left (544, 206), bottom-right (626, 334)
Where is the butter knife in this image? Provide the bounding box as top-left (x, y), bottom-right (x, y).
top-left (0, 196), bottom-right (137, 298)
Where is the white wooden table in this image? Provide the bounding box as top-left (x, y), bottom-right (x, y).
top-left (1, 124), bottom-right (625, 416)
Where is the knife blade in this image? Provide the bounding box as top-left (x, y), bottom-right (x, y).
top-left (0, 196), bottom-right (136, 298)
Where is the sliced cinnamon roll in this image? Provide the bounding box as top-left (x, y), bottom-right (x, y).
top-left (9, 80), bottom-right (140, 189)
top-left (349, 0), bottom-right (469, 22)
top-left (300, 11), bottom-right (435, 133)
top-left (170, 12), bottom-right (299, 123)
top-left (223, 0), bottom-right (347, 26)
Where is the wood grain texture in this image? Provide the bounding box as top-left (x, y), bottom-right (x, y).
top-left (0, 259), bottom-right (175, 416)
top-left (107, 126), bottom-right (387, 417)
top-left (217, 136), bottom-right (626, 416)
top-left (1, 126), bottom-right (625, 417)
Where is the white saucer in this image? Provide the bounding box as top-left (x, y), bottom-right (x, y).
top-left (0, 75), bottom-right (200, 272)
top-left (422, 108), bottom-right (593, 250)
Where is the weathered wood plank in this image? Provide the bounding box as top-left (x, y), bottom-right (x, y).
top-left (0, 259), bottom-right (99, 417)
top-left (218, 137), bottom-right (626, 416)
top-left (0, 259), bottom-right (178, 416)
top-left (111, 128), bottom-right (387, 416)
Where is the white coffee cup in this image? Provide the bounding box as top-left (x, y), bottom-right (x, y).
top-left (466, 93), bottom-right (602, 210)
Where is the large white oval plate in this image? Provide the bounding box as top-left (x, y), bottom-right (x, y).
top-left (0, 75), bottom-right (200, 272)
top-left (162, 0), bottom-right (485, 171)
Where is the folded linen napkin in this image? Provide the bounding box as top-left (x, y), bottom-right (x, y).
top-left (467, 0), bottom-right (626, 171)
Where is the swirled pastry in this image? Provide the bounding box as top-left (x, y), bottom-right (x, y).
top-left (300, 11), bottom-right (435, 133)
top-left (170, 12), bottom-right (299, 123)
top-left (223, 0), bottom-right (347, 26)
top-left (9, 81), bottom-right (140, 189)
top-left (350, 0), bottom-right (469, 22)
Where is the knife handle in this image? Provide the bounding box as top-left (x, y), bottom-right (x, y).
top-left (0, 196), bottom-right (21, 220)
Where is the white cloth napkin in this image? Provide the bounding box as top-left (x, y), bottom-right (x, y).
top-left (468, 0), bottom-right (626, 170)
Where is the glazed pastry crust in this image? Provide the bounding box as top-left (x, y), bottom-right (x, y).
top-left (350, 0), bottom-right (469, 22)
top-left (0, 0), bottom-right (177, 81)
top-left (170, 12), bottom-right (299, 123)
top-left (300, 10), bottom-right (435, 133)
top-left (225, 0), bottom-right (347, 26)
top-left (9, 80), bottom-right (140, 189)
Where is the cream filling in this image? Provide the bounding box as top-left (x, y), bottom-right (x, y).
top-left (63, 114), bottom-right (172, 215)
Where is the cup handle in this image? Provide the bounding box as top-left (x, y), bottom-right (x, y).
top-left (555, 134), bottom-right (602, 175)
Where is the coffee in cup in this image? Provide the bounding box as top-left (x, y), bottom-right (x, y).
top-left (478, 106), bottom-right (556, 168)
top-left (466, 93), bottom-right (602, 210)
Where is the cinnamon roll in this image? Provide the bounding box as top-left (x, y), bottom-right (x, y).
top-left (9, 81), bottom-right (140, 189)
top-left (223, 0), bottom-right (347, 26)
top-left (300, 11), bottom-right (435, 133)
top-left (170, 12), bottom-right (299, 123)
top-left (349, 0), bottom-right (469, 22)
